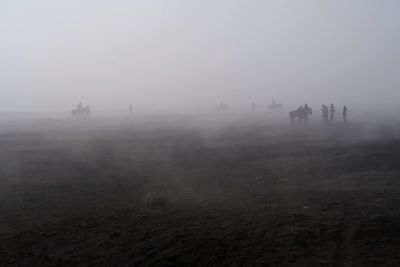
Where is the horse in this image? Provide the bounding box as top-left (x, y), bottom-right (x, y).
top-left (289, 110), bottom-right (301, 125)
top-left (289, 106), bottom-right (312, 125)
top-left (268, 101), bottom-right (284, 111)
top-left (215, 102), bottom-right (229, 112)
top-left (71, 106), bottom-right (91, 118)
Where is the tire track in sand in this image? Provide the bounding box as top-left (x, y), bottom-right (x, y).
top-left (332, 195), bottom-right (355, 267)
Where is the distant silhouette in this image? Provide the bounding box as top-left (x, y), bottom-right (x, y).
top-left (289, 104), bottom-right (312, 125)
top-left (322, 105), bottom-right (329, 123)
top-left (297, 105), bottom-right (303, 123)
top-left (71, 103), bottom-right (91, 118)
top-left (330, 104), bottom-right (335, 122)
top-left (268, 100), bottom-right (284, 111)
top-left (302, 103), bottom-right (312, 123)
top-left (215, 101), bottom-right (229, 112)
top-left (251, 102), bottom-right (256, 111)
top-left (289, 106), bottom-right (302, 125)
top-left (86, 105), bottom-right (91, 116)
top-left (289, 109), bottom-right (300, 125)
top-left (130, 104), bottom-right (133, 115)
top-left (343, 105), bottom-right (348, 123)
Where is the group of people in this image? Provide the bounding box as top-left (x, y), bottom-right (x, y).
top-left (290, 103), bottom-right (348, 124)
top-left (289, 103), bottom-right (313, 124)
top-left (321, 104), bottom-right (348, 123)
top-left (72, 101), bottom-right (348, 123)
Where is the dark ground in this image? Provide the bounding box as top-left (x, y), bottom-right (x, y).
top-left (1, 117), bottom-right (400, 266)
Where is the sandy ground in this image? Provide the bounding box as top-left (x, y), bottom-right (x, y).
top-left (1, 116), bottom-right (400, 266)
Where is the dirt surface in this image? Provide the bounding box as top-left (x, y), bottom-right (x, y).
top-left (1, 118), bottom-right (400, 266)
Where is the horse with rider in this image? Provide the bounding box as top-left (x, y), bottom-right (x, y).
top-left (289, 104), bottom-right (312, 124)
top-left (268, 100), bottom-right (284, 111)
top-left (215, 101), bottom-right (229, 112)
top-left (71, 102), bottom-right (91, 118)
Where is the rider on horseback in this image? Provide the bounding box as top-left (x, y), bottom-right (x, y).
top-left (297, 106), bottom-right (303, 123)
top-left (289, 103), bottom-right (312, 125)
top-left (72, 102), bottom-right (91, 118)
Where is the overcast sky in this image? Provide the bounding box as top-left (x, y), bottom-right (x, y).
top-left (1, 0), bottom-right (400, 112)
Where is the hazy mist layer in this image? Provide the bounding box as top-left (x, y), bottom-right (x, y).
top-left (1, 0), bottom-right (400, 113)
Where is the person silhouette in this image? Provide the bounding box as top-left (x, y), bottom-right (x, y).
top-left (303, 103), bottom-right (312, 123)
top-left (330, 104), bottom-right (335, 122)
top-left (343, 105), bottom-right (348, 123)
top-left (85, 105), bottom-right (91, 117)
top-left (322, 105), bottom-right (329, 123)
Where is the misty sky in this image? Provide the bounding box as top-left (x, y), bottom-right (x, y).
top-left (1, 0), bottom-right (400, 112)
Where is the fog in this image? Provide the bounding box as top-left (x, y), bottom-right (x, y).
top-left (2, 0), bottom-right (400, 114)
top-left (4, 2), bottom-right (400, 264)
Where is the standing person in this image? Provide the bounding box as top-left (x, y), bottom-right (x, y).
top-left (251, 102), bottom-right (256, 111)
top-left (343, 105), bottom-right (348, 123)
top-left (322, 105), bottom-right (329, 123)
top-left (330, 104), bottom-right (335, 122)
top-left (130, 104), bottom-right (133, 115)
top-left (303, 103), bottom-right (312, 123)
